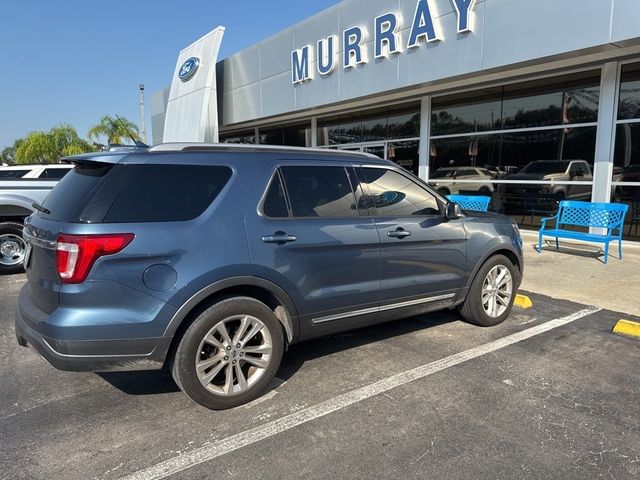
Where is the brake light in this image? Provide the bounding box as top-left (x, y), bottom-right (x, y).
top-left (55, 234), bottom-right (134, 284)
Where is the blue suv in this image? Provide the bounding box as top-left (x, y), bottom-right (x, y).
top-left (15, 144), bottom-right (523, 409)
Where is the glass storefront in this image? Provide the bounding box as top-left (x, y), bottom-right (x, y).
top-left (219, 129), bottom-right (256, 144)
top-left (219, 65), bottom-right (640, 241)
top-left (429, 72), bottom-right (600, 231)
top-left (614, 62), bottom-right (640, 240)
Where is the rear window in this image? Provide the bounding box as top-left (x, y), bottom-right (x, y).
top-left (40, 168), bottom-right (70, 180)
top-left (41, 163), bottom-right (232, 223)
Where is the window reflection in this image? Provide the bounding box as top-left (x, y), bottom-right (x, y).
top-left (432, 73), bottom-right (600, 136)
top-left (361, 168), bottom-right (440, 216)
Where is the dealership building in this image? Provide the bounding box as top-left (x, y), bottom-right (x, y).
top-left (151, 0), bottom-right (640, 240)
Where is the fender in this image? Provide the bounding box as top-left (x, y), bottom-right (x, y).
top-left (163, 276), bottom-right (299, 343)
top-left (463, 237), bottom-right (523, 294)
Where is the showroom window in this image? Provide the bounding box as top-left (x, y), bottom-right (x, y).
top-left (429, 71), bottom-right (599, 229)
top-left (260, 123), bottom-right (310, 147)
top-left (317, 103), bottom-right (420, 176)
top-left (613, 62), bottom-right (640, 240)
top-left (219, 130), bottom-right (256, 144)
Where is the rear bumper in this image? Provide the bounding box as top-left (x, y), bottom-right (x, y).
top-left (15, 286), bottom-right (171, 372)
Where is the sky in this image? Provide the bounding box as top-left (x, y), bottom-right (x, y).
top-left (0, 0), bottom-right (341, 149)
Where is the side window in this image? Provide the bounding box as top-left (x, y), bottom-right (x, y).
top-left (41, 168), bottom-right (70, 180)
top-left (0, 169), bottom-right (29, 178)
top-left (360, 168), bottom-right (441, 217)
top-left (103, 165), bottom-right (232, 223)
top-left (280, 166), bottom-right (358, 218)
top-left (263, 172), bottom-right (289, 218)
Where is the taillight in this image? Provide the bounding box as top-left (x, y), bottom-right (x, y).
top-left (55, 234), bottom-right (134, 284)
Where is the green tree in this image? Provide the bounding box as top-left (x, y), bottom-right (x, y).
top-left (87, 115), bottom-right (140, 145)
top-left (14, 124), bottom-right (95, 165)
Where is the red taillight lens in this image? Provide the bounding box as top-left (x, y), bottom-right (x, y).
top-left (55, 234), bottom-right (134, 284)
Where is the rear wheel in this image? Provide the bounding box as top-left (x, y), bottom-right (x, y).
top-left (0, 222), bottom-right (26, 275)
top-left (459, 255), bottom-right (517, 327)
top-left (171, 297), bottom-right (284, 410)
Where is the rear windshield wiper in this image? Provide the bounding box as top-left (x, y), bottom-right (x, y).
top-left (32, 202), bottom-right (51, 215)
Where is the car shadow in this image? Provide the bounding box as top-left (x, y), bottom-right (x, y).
top-left (96, 310), bottom-right (459, 397)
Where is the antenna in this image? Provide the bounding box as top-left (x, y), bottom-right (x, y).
top-left (115, 115), bottom-right (148, 148)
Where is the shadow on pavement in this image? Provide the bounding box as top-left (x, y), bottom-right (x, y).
top-left (96, 310), bottom-right (459, 397)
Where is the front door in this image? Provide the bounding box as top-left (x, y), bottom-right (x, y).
top-left (246, 162), bottom-right (381, 330)
top-left (357, 166), bottom-right (468, 305)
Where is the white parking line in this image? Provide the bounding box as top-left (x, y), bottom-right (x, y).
top-left (117, 306), bottom-right (601, 480)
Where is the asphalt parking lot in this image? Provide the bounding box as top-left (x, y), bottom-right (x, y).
top-left (1, 274), bottom-right (639, 480)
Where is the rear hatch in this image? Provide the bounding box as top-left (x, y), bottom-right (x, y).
top-left (24, 152), bottom-right (234, 314)
top-left (24, 154), bottom-right (127, 313)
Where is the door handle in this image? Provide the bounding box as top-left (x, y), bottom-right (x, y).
top-left (262, 232), bottom-right (297, 244)
top-left (387, 228), bottom-right (411, 239)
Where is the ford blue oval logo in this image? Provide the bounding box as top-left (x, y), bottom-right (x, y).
top-left (178, 57), bottom-right (200, 82)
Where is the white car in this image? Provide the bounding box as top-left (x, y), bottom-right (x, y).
top-left (430, 167), bottom-right (495, 196)
top-left (0, 164), bottom-right (72, 180)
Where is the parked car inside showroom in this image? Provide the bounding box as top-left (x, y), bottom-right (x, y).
top-left (429, 166), bottom-right (496, 196)
top-left (16, 144), bottom-right (523, 409)
top-left (500, 159), bottom-right (593, 215)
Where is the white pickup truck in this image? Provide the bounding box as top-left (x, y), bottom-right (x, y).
top-left (0, 164), bottom-right (72, 273)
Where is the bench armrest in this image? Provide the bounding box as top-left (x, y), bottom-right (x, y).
top-left (540, 215), bottom-right (558, 231)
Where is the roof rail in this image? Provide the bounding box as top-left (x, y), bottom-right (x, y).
top-left (148, 142), bottom-right (379, 158)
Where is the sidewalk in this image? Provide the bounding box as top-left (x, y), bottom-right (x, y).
top-left (519, 230), bottom-right (639, 316)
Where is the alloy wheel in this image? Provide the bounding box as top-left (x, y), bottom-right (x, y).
top-left (481, 265), bottom-right (513, 318)
top-left (195, 314), bottom-right (273, 396)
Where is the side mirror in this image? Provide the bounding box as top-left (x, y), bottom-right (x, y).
top-left (446, 202), bottom-right (463, 220)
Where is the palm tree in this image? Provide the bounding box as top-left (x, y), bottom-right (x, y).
top-left (88, 115), bottom-right (140, 145)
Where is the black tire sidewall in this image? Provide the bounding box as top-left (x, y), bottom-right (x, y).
top-left (0, 222), bottom-right (25, 275)
top-left (173, 297), bottom-right (284, 410)
top-left (462, 254), bottom-right (517, 327)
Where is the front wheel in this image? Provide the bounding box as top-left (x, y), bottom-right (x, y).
top-left (0, 222), bottom-right (27, 275)
top-left (171, 297), bottom-right (284, 410)
top-left (459, 255), bottom-right (517, 327)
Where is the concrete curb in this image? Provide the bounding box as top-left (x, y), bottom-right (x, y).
top-left (612, 319), bottom-right (640, 339)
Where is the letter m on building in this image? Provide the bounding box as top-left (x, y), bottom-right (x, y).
top-left (292, 45), bottom-right (313, 84)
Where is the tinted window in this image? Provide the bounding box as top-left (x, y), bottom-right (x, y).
top-left (281, 166), bottom-right (357, 218)
top-left (104, 165), bottom-right (231, 223)
top-left (263, 173), bottom-right (289, 218)
top-left (42, 163), bottom-right (115, 222)
top-left (361, 168), bottom-right (441, 217)
top-left (0, 169), bottom-right (29, 178)
top-left (41, 168), bottom-right (70, 180)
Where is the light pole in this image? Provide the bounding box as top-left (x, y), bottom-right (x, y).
top-left (139, 83), bottom-right (147, 144)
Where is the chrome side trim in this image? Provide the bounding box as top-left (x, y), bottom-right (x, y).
top-left (312, 293), bottom-right (456, 325)
top-left (311, 306), bottom-right (380, 325)
top-left (22, 231), bottom-right (56, 250)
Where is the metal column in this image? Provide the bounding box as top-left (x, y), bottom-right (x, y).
top-left (418, 96), bottom-right (431, 182)
top-left (591, 62), bottom-right (620, 204)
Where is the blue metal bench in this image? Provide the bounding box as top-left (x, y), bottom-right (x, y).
top-left (539, 200), bottom-right (629, 264)
top-left (447, 195), bottom-right (491, 212)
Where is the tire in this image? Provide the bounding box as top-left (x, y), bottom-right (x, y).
top-left (459, 254), bottom-right (517, 327)
top-left (171, 297), bottom-right (284, 410)
top-left (0, 222), bottom-right (27, 275)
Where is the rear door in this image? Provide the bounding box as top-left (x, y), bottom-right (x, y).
top-left (246, 162), bottom-right (381, 330)
top-left (357, 166), bottom-right (467, 305)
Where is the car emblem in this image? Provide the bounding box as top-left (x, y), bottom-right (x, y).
top-left (178, 57), bottom-right (200, 82)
